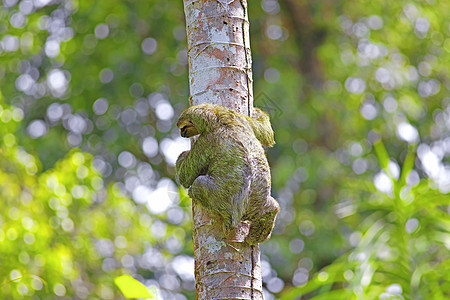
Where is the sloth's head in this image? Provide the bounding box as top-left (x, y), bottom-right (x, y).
top-left (177, 103), bottom-right (226, 138)
top-left (177, 118), bottom-right (200, 138)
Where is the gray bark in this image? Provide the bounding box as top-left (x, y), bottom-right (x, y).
top-left (183, 0), bottom-right (263, 299)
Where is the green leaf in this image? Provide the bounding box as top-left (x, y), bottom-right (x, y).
top-left (114, 275), bottom-right (156, 299)
top-left (373, 139), bottom-right (389, 171)
top-left (280, 261), bottom-right (357, 300)
top-left (399, 144), bottom-right (416, 188)
top-left (309, 288), bottom-right (352, 300)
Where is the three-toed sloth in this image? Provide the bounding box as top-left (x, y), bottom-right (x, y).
top-left (176, 103), bottom-right (279, 245)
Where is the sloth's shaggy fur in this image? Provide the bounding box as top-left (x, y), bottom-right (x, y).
top-left (176, 103), bottom-right (279, 245)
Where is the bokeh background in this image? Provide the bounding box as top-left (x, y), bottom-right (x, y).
top-left (0, 0), bottom-right (449, 299)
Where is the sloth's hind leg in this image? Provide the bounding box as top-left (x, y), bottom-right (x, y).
top-left (247, 196), bottom-right (280, 245)
top-left (189, 175), bottom-right (233, 232)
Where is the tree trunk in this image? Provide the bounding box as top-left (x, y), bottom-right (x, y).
top-left (183, 0), bottom-right (263, 299)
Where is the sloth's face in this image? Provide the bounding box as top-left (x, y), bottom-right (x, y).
top-left (177, 119), bottom-right (200, 138)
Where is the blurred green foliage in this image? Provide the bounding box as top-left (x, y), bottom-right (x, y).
top-left (0, 0), bottom-right (448, 299)
top-left (114, 275), bottom-right (157, 299)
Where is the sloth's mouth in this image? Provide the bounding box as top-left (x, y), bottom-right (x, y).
top-left (180, 125), bottom-right (192, 137)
